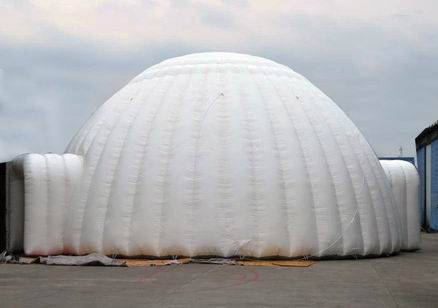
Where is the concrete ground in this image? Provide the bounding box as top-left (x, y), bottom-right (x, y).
top-left (1, 234), bottom-right (438, 308)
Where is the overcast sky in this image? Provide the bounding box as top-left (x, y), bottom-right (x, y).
top-left (0, 0), bottom-right (437, 161)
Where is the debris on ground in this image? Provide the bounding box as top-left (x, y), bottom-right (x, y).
top-left (1, 251), bottom-right (314, 267)
top-left (237, 260), bottom-right (314, 267)
top-left (42, 254), bottom-right (125, 266)
top-left (123, 258), bottom-right (191, 267)
top-left (190, 258), bottom-right (238, 265)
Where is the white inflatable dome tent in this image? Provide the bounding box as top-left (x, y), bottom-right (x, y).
top-left (13, 52), bottom-right (414, 258)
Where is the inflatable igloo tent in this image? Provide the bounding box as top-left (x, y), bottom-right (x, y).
top-left (13, 53), bottom-right (419, 258)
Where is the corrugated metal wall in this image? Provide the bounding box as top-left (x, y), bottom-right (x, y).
top-left (417, 147), bottom-right (426, 227)
top-left (417, 139), bottom-right (438, 231)
top-left (430, 140), bottom-right (438, 231)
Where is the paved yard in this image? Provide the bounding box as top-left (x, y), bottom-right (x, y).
top-left (1, 233), bottom-right (437, 307)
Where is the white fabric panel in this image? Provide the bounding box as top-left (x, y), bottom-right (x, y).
top-left (21, 154), bottom-right (83, 256)
top-left (22, 52), bottom-right (402, 257)
top-left (380, 160), bottom-right (421, 250)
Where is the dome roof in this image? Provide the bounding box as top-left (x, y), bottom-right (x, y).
top-left (26, 53), bottom-right (402, 257)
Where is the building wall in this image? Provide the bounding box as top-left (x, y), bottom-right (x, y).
top-left (430, 139), bottom-right (438, 231)
top-left (417, 139), bottom-right (438, 231)
top-left (417, 147), bottom-right (426, 227)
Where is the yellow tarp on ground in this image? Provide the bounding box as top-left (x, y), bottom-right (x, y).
top-left (123, 258), bottom-right (191, 267)
top-left (236, 260), bottom-right (314, 267)
top-left (122, 258), bottom-right (314, 267)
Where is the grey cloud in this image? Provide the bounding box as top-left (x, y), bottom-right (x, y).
top-left (197, 3), bottom-right (235, 29)
top-left (0, 5), bottom-right (437, 161)
top-left (220, 0), bottom-right (249, 7)
top-left (0, 37), bottom-right (198, 161)
top-left (248, 14), bottom-right (438, 157)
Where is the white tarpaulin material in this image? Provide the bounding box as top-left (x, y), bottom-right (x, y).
top-left (18, 53), bottom-right (405, 258)
top-left (380, 160), bottom-right (421, 250)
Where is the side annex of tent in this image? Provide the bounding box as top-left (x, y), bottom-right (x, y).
top-left (380, 160), bottom-right (421, 250)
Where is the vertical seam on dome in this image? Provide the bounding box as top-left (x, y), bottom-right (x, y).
top-left (73, 87), bottom-right (132, 253)
top-left (124, 77), bottom-right (169, 255)
top-left (215, 61), bottom-right (234, 256)
top-left (156, 72), bottom-right (194, 256)
top-left (329, 106), bottom-right (382, 255)
top-left (227, 64), bottom-right (254, 256)
top-left (76, 84), bottom-right (144, 253)
top-left (43, 155), bottom-right (50, 255)
top-left (66, 86), bottom-right (133, 154)
top-left (357, 134), bottom-right (393, 253)
top-left (306, 89), bottom-right (365, 256)
top-left (324, 104), bottom-right (367, 255)
top-left (60, 155), bottom-right (68, 254)
top-left (188, 69), bottom-right (212, 256)
top-left (78, 84), bottom-right (147, 158)
top-left (267, 74), bottom-right (320, 256)
top-left (99, 87), bottom-right (153, 254)
top-left (80, 107), bottom-right (115, 156)
top-left (92, 87), bottom-right (143, 254)
top-left (67, 106), bottom-right (104, 154)
top-left (72, 89), bottom-right (131, 155)
top-left (290, 83), bottom-right (344, 256)
top-left (149, 75), bottom-right (181, 256)
top-left (82, 87), bottom-right (144, 157)
top-left (253, 69), bottom-right (291, 257)
top-left (217, 98), bottom-right (230, 256)
top-left (238, 66), bottom-right (262, 256)
top-left (66, 111), bottom-right (96, 153)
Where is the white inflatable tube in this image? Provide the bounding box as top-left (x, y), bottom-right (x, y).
top-left (21, 154), bottom-right (83, 256)
top-left (380, 160), bottom-right (421, 250)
